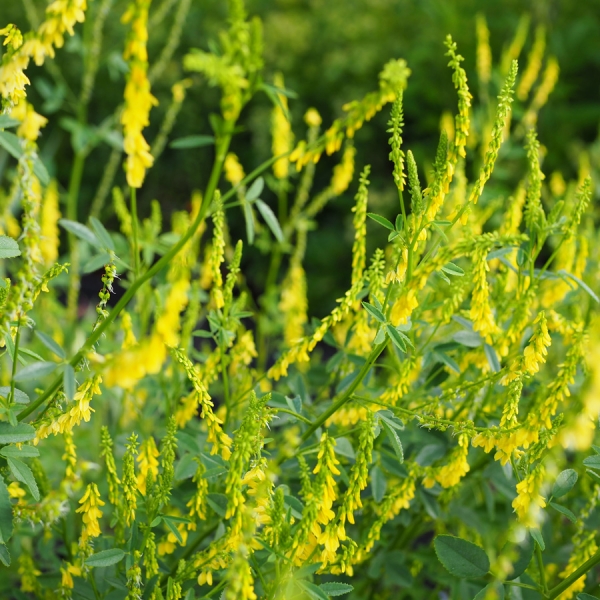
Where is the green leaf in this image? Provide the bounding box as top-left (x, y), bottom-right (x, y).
top-left (206, 493), bottom-right (227, 517)
top-left (85, 548), bottom-right (126, 568)
top-left (530, 528), bottom-right (545, 551)
top-left (0, 445), bottom-right (40, 458)
top-left (0, 387), bottom-right (29, 405)
top-left (484, 344), bottom-right (501, 372)
top-left (362, 301), bottom-right (386, 323)
top-left (453, 330), bottom-right (483, 348)
top-left (387, 324), bottom-right (414, 351)
top-left (169, 135), bottom-right (214, 149)
top-left (256, 199), bottom-right (284, 242)
top-left (14, 361), bottom-right (57, 381)
top-left (89, 217), bottom-right (115, 252)
top-left (370, 465), bottom-right (387, 503)
top-left (150, 516), bottom-right (162, 527)
top-left (549, 501), bottom-right (577, 523)
top-left (583, 455), bottom-right (600, 469)
top-left (83, 252), bottom-right (112, 274)
top-left (559, 270), bottom-right (599, 303)
top-left (434, 350), bottom-right (461, 374)
top-left (377, 410), bottom-right (404, 430)
top-left (63, 364), bottom-right (76, 401)
top-left (246, 177), bottom-right (264, 202)
top-left (59, 219), bottom-right (100, 247)
top-left (0, 423), bottom-right (36, 444)
top-left (35, 331), bottom-right (66, 359)
top-left (0, 543), bottom-right (10, 566)
top-left (441, 262), bottom-right (465, 276)
top-left (577, 594), bottom-right (600, 600)
top-left (319, 582), bottom-right (354, 596)
top-left (162, 516), bottom-right (183, 544)
top-left (334, 437), bottom-right (355, 459)
top-left (298, 580), bottom-right (329, 600)
top-left (0, 475), bottom-right (13, 544)
top-left (0, 131), bottom-right (21, 159)
top-left (380, 419), bottom-right (404, 464)
top-left (367, 213), bottom-right (395, 231)
top-left (7, 457), bottom-right (40, 501)
top-left (284, 494), bottom-right (304, 520)
top-left (433, 535), bottom-right (490, 578)
top-left (0, 236), bottom-right (20, 259)
top-left (0, 115), bottom-right (20, 128)
top-left (243, 200), bottom-right (255, 245)
top-left (552, 469), bottom-right (578, 499)
top-left (395, 213), bottom-right (403, 231)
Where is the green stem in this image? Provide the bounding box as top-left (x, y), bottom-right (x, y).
top-left (8, 317), bottom-right (21, 408)
top-left (536, 542), bottom-right (548, 595)
top-left (130, 186), bottom-right (141, 279)
top-left (546, 549), bottom-right (600, 599)
top-left (276, 407), bottom-right (313, 425)
top-left (301, 340), bottom-right (387, 442)
top-left (18, 128), bottom-right (234, 422)
top-left (66, 152), bottom-right (86, 318)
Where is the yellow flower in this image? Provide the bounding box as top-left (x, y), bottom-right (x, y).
top-left (40, 180), bottom-right (61, 264)
top-left (512, 465), bottom-right (546, 528)
top-left (60, 563), bottom-right (81, 589)
top-left (76, 483), bottom-right (105, 542)
top-left (271, 73), bottom-right (292, 179)
top-left (331, 145), bottom-right (356, 195)
top-left (136, 437), bottom-right (159, 495)
top-left (224, 152), bottom-right (245, 186)
top-left (304, 108), bottom-right (322, 127)
top-left (121, 0), bottom-right (157, 188)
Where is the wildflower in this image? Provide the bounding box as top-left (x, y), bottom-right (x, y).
top-left (338, 412), bottom-right (375, 531)
top-left (100, 427), bottom-right (121, 507)
top-left (424, 433), bottom-right (470, 489)
top-left (470, 247), bottom-right (499, 341)
top-left (62, 430), bottom-right (78, 484)
top-left (558, 531), bottom-right (598, 599)
top-left (313, 434), bottom-right (341, 526)
top-left (304, 108), bottom-right (322, 127)
top-left (523, 56), bottom-right (559, 128)
top-left (225, 550), bottom-right (257, 600)
top-left (390, 288), bottom-right (418, 327)
top-left (18, 553), bottom-right (41, 593)
top-left (121, 0), bottom-right (158, 188)
top-left (187, 459), bottom-right (208, 524)
top-left (144, 531), bottom-right (159, 580)
top-left (476, 14), bottom-right (492, 89)
top-left (512, 464), bottom-right (546, 528)
top-left (209, 201), bottom-right (225, 309)
top-left (445, 36), bottom-right (472, 163)
top-left (351, 166), bottom-right (370, 286)
top-left (523, 312), bottom-right (551, 375)
top-left (172, 347), bottom-right (232, 458)
top-left (271, 73), bottom-right (292, 179)
top-left (387, 92), bottom-right (405, 190)
top-left (122, 433), bottom-right (139, 526)
top-left (34, 375), bottom-right (102, 443)
top-left (331, 144), bottom-right (356, 194)
top-left (126, 551), bottom-right (143, 600)
top-left (60, 562), bottom-right (81, 589)
top-left (517, 26), bottom-right (545, 101)
top-left (39, 180), bottom-right (60, 265)
top-left (157, 417), bottom-right (178, 507)
top-left (12, 100), bottom-right (48, 142)
top-left (280, 260), bottom-right (308, 345)
top-left (224, 153), bottom-right (245, 186)
top-left (137, 437), bottom-right (159, 496)
top-left (76, 483), bottom-right (105, 543)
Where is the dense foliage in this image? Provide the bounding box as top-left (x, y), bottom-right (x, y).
top-left (0, 1), bottom-right (599, 600)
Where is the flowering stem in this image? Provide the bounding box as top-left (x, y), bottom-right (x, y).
top-left (18, 127), bottom-right (235, 422)
top-left (7, 316), bottom-right (21, 409)
top-left (276, 407), bottom-right (313, 425)
top-left (546, 549), bottom-right (600, 599)
top-left (301, 340), bottom-right (387, 441)
top-left (130, 186), bottom-right (141, 279)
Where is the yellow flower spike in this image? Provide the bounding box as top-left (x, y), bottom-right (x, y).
top-left (39, 180), bottom-right (61, 265)
top-left (517, 25), bottom-right (545, 101)
top-left (475, 14), bottom-right (492, 90)
top-left (512, 464), bottom-right (546, 528)
top-left (271, 72), bottom-right (293, 179)
top-left (121, 0), bottom-right (158, 188)
top-left (304, 108), bottom-right (322, 127)
top-left (136, 437), bottom-right (159, 495)
top-left (224, 152), bottom-right (245, 186)
top-left (76, 483), bottom-right (105, 543)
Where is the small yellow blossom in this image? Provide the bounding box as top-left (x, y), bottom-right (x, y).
top-left (512, 465), bottom-right (546, 528)
top-left (76, 483), bottom-right (105, 542)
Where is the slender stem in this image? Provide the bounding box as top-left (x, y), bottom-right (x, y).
top-left (130, 186), bottom-right (141, 279)
top-left (66, 152), bottom-right (86, 317)
top-left (547, 549), bottom-right (600, 599)
top-left (301, 340), bottom-right (387, 441)
top-left (536, 542), bottom-right (548, 595)
top-left (8, 317), bottom-right (21, 407)
top-left (276, 407), bottom-right (313, 425)
top-left (18, 128), bottom-right (234, 422)
top-left (221, 341), bottom-right (230, 421)
top-left (201, 578), bottom-right (227, 599)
